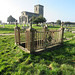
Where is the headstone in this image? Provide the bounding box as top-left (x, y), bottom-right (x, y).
top-left (64, 28), bottom-right (67, 32)
top-left (72, 31), bottom-right (75, 33)
top-left (23, 24), bottom-right (24, 27)
top-left (3, 24), bottom-right (5, 28)
top-left (44, 24), bottom-right (48, 29)
top-left (41, 23), bottom-right (44, 27)
top-left (26, 23), bottom-right (27, 27)
top-left (45, 24), bottom-right (47, 27)
top-left (28, 23), bottom-right (30, 27)
top-left (68, 28), bottom-right (69, 31)
top-left (22, 23), bottom-right (29, 29)
top-left (50, 24), bottom-right (51, 28)
top-left (53, 24), bottom-right (54, 27)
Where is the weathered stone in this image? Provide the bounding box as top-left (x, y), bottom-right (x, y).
top-left (19, 4), bottom-right (44, 24)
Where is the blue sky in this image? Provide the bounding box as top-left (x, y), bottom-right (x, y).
top-left (0, 0), bottom-right (75, 22)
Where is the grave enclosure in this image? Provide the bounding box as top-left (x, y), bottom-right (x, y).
top-left (14, 23), bottom-right (64, 53)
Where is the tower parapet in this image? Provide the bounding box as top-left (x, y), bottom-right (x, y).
top-left (34, 4), bottom-right (44, 16)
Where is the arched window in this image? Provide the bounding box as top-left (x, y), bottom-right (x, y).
top-left (36, 7), bottom-right (37, 11)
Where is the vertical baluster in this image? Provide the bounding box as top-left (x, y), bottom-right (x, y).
top-left (42, 32), bottom-right (43, 47)
top-left (46, 32), bottom-right (48, 46)
top-left (53, 32), bottom-right (55, 44)
top-left (34, 31), bottom-right (36, 50)
top-left (41, 32), bottom-right (42, 48)
top-left (47, 32), bottom-right (48, 46)
top-left (39, 32), bottom-right (41, 48)
top-left (59, 31), bottom-right (60, 43)
top-left (56, 32), bottom-right (57, 43)
top-left (42, 32), bottom-right (45, 47)
top-left (37, 32), bottom-right (38, 49)
top-left (51, 32), bottom-right (53, 45)
top-left (36, 31), bottom-right (37, 49)
top-left (38, 33), bottom-right (40, 48)
top-left (38, 33), bottom-right (39, 49)
top-left (40, 32), bottom-right (41, 48)
top-left (36, 32), bottom-right (37, 49)
top-left (57, 31), bottom-right (58, 43)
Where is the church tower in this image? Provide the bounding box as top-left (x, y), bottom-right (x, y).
top-left (34, 4), bottom-right (44, 16)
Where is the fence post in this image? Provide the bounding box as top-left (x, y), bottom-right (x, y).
top-left (43, 25), bottom-right (48, 48)
top-left (43, 25), bottom-right (48, 32)
top-left (26, 19), bottom-right (35, 53)
top-left (14, 21), bottom-right (20, 45)
top-left (60, 23), bottom-right (64, 44)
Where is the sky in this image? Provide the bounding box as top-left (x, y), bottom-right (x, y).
top-left (0, 0), bottom-right (75, 23)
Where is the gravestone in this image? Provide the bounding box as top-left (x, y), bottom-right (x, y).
top-left (22, 23), bottom-right (29, 29)
top-left (26, 23), bottom-right (27, 27)
top-left (64, 28), bottom-right (67, 32)
top-left (22, 23), bottom-right (25, 29)
top-left (23, 24), bottom-right (24, 27)
top-left (50, 24), bottom-right (51, 28)
top-left (3, 24), bottom-right (5, 28)
top-left (28, 23), bottom-right (30, 27)
top-left (41, 23), bottom-right (44, 27)
top-left (72, 31), bottom-right (75, 33)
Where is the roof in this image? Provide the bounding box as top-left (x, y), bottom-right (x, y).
top-left (22, 11), bottom-right (39, 15)
top-left (34, 4), bottom-right (44, 7)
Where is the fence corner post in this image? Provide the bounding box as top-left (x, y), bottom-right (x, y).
top-left (26, 19), bottom-right (35, 54)
top-left (43, 25), bottom-right (48, 49)
top-left (43, 25), bottom-right (48, 32)
top-left (60, 26), bottom-right (64, 44)
top-left (26, 28), bottom-right (35, 53)
top-left (14, 21), bottom-right (20, 45)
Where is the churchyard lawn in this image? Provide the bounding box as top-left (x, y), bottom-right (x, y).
top-left (0, 24), bottom-right (61, 34)
top-left (0, 24), bottom-right (75, 75)
top-left (0, 34), bottom-right (75, 75)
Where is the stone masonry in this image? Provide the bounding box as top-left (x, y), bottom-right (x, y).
top-left (19, 4), bottom-right (44, 24)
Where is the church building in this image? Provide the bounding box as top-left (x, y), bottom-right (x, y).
top-left (19, 4), bottom-right (44, 24)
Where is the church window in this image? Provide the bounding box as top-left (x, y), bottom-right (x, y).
top-left (36, 7), bottom-right (37, 11)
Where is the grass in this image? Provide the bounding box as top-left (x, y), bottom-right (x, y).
top-left (0, 25), bottom-right (75, 75)
top-left (0, 24), bottom-right (61, 34)
top-left (64, 32), bottom-right (75, 38)
top-left (0, 34), bottom-right (75, 75)
top-left (0, 24), bottom-right (22, 34)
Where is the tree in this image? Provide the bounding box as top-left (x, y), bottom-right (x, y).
top-left (0, 20), bottom-right (2, 24)
top-left (64, 22), bottom-right (71, 25)
top-left (31, 16), bottom-right (36, 23)
top-left (7, 15), bottom-right (16, 24)
top-left (31, 15), bottom-right (46, 25)
top-left (56, 20), bottom-right (61, 25)
top-left (38, 15), bottom-right (46, 23)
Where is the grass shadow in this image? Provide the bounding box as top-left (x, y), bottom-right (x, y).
top-left (48, 26), bottom-right (60, 29)
top-left (29, 40), bottom-right (75, 66)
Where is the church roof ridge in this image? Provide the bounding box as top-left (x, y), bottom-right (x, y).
top-left (22, 11), bottom-right (39, 15)
top-left (34, 4), bottom-right (44, 7)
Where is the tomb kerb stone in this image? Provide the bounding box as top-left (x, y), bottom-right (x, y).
top-left (26, 18), bottom-right (36, 53)
top-left (14, 20), bottom-right (20, 45)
